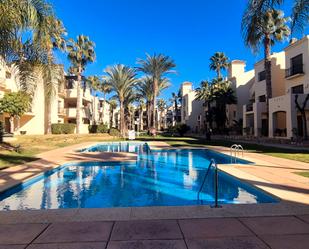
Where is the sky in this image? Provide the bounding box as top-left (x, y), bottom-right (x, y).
top-left (52, 0), bottom-right (305, 102)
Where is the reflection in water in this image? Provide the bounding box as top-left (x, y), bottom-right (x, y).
top-left (0, 143), bottom-right (275, 210)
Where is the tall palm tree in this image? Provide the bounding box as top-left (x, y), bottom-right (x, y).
top-left (242, 9), bottom-right (290, 126)
top-left (137, 76), bottom-right (170, 130)
top-left (108, 99), bottom-right (117, 128)
top-left (157, 99), bottom-right (166, 130)
top-left (209, 52), bottom-right (230, 79)
top-left (196, 80), bottom-right (215, 129)
top-left (99, 79), bottom-right (112, 123)
top-left (137, 99), bottom-right (146, 131)
top-left (242, 0), bottom-right (308, 36)
top-left (104, 64), bottom-right (138, 136)
top-left (67, 35), bottom-right (96, 134)
top-left (137, 54), bottom-right (175, 130)
top-left (36, 16), bottom-right (67, 134)
top-left (87, 76), bottom-right (101, 123)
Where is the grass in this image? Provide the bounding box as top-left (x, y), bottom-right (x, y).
top-left (1, 134), bottom-right (308, 169)
top-left (294, 172), bottom-right (309, 178)
top-left (0, 134), bottom-right (120, 169)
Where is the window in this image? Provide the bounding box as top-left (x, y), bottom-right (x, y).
top-left (259, 95), bottom-right (266, 102)
top-left (258, 71), bottom-right (266, 82)
top-left (286, 54), bottom-right (304, 77)
top-left (291, 85), bottom-right (304, 94)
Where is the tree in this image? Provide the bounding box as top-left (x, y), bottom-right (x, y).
top-left (157, 99), bottom-right (166, 130)
top-left (0, 92), bottom-right (31, 133)
top-left (99, 78), bottom-right (112, 123)
top-left (137, 76), bottom-right (170, 130)
top-left (108, 100), bottom-right (118, 128)
top-left (242, 8), bottom-right (290, 135)
top-left (209, 52), bottom-right (230, 79)
top-left (104, 64), bottom-right (138, 136)
top-left (196, 80), bottom-right (215, 129)
top-left (295, 94), bottom-right (309, 140)
top-left (212, 79), bottom-right (237, 130)
top-left (67, 35), bottom-right (96, 134)
top-left (86, 76), bottom-right (101, 123)
top-left (242, 0), bottom-right (308, 36)
top-left (137, 54), bottom-right (176, 130)
top-left (137, 99), bottom-right (146, 131)
top-left (170, 92), bottom-right (181, 124)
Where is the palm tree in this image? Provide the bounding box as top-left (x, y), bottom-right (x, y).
top-left (242, 9), bottom-right (290, 128)
top-left (212, 79), bottom-right (237, 129)
top-left (108, 99), bottom-right (118, 128)
top-left (157, 99), bottom-right (166, 130)
top-left (104, 64), bottom-right (138, 136)
top-left (99, 79), bottom-right (112, 123)
top-left (137, 76), bottom-right (170, 130)
top-left (137, 54), bottom-right (176, 130)
top-left (209, 52), bottom-right (230, 79)
top-left (36, 16), bottom-right (67, 134)
top-left (67, 35), bottom-right (96, 134)
top-left (196, 80), bottom-right (214, 129)
top-left (87, 76), bottom-right (101, 123)
top-left (170, 92), bottom-right (181, 124)
top-left (242, 0), bottom-right (308, 36)
top-left (137, 99), bottom-right (146, 131)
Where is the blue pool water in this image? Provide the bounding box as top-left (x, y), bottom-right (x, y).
top-left (0, 142), bottom-right (277, 210)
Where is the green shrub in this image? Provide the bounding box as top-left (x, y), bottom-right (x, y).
top-left (51, 123), bottom-right (76, 134)
top-left (109, 128), bottom-right (120, 137)
top-left (0, 121), bottom-right (3, 143)
top-left (88, 124), bottom-right (109, 134)
top-left (175, 123), bottom-right (190, 136)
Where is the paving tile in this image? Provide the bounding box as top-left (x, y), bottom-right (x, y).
top-left (0, 245), bottom-right (27, 249)
top-left (27, 242), bottom-right (106, 249)
top-left (179, 218), bottom-right (253, 238)
top-left (261, 234), bottom-right (309, 249)
top-left (34, 221), bottom-right (113, 243)
top-left (240, 216), bottom-right (309, 235)
top-left (107, 240), bottom-right (187, 249)
top-left (111, 220), bottom-right (182, 241)
top-left (297, 214), bottom-right (309, 224)
top-left (186, 237), bottom-right (269, 249)
top-left (0, 223), bottom-right (48, 244)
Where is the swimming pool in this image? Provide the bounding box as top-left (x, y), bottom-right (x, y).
top-left (0, 142), bottom-right (277, 210)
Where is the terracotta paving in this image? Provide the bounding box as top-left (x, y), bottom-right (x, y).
top-left (0, 216), bottom-right (308, 248)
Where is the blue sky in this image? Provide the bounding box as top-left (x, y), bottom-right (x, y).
top-left (52, 0), bottom-right (305, 102)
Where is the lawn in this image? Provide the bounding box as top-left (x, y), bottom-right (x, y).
top-left (1, 134), bottom-right (308, 169)
top-left (0, 134), bottom-right (120, 169)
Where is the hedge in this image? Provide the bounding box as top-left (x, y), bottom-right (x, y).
top-left (51, 123), bottom-right (76, 134)
top-left (109, 128), bottom-right (120, 137)
top-left (88, 124), bottom-right (109, 134)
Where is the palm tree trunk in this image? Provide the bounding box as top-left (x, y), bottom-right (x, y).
top-left (139, 109), bottom-right (143, 131)
top-left (76, 68), bottom-right (82, 134)
top-left (120, 100), bottom-right (125, 136)
top-left (110, 109), bottom-right (114, 128)
top-left (152, 78), bottom-right (158, 129)
top-left (147, 101), bottom-right (151, 130)
top-left (102, 93), bottom-right (106, 124)
top-left (264, 35), bottom-right (272, 105)
top-left (46, 98), bottom-right (52, 134)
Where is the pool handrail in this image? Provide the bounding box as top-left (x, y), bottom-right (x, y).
top-left (197, 160), bottom-right (213, 201)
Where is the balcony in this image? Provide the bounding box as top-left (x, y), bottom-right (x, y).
top-left (65, 107), bottom-right (91, 119)
top-left (58, 87), bottom-right (65, 98)
top-left (65, 88), bottom-right (92, 101)
top-left (285, 64), bottom-right (304, 79)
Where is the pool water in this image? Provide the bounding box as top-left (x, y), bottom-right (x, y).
top-left (0, 142), bottom-right (277, 210)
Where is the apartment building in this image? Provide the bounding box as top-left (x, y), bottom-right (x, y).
top-left (180, 82), bottom-right (205, 133)
top-left (0, 58), bottom-right (107, 135)
top-left (243, 35), bottom-right (309, 139)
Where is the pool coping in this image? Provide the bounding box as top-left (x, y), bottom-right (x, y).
top-left (0, 141), bottom-right (308, 223)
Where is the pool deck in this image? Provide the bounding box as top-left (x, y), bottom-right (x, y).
top-left (0, 141), bottom-right (309, 248)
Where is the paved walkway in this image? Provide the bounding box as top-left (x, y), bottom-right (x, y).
top-left (1, 215), bottom-right (309, 249)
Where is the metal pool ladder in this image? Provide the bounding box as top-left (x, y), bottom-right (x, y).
top-left (197, 159), bottom-right (221, 208)
top-left (230, 144), bottom-right (244, 163)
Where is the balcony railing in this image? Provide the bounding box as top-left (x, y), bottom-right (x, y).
top-left (246, 103), bottom-right (253, 112)
top-left (285, 64), bottom-right (304, 78)
top-left (58, 107), bottom-right (65, 115)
